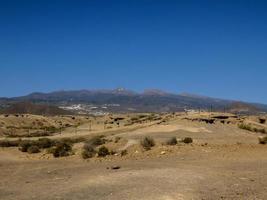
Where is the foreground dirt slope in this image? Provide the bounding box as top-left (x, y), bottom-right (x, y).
top-left (0, 112), bottom-right (266, 200)
top-left (1, 145), bottom-right (267, 200)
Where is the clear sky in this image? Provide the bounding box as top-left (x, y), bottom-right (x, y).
top-left (0, 0), bottom-right (266, 103)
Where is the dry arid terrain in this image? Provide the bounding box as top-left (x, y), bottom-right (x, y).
top-left (0, 112), bottom-right (267, 200)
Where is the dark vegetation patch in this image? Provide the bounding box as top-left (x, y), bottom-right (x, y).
top-left (181, 137), bottom-right (193, 144)
top-left (48, 142), bottom-right (72, 157)
top-left (140, 137), bottom-right (155, 150)
top-left (98, 146), bottom-right (110, 157)
top-left (19, 140), bottom-right (35, 152)
top-left (166, 137), bottom-right (177, 145)
top-left (27, 145), bottom-right (40, 154)
top-left (82, 143), bottom-right (96, 159)
top-left (0, 139), bottom-right (21, 147)
top-left (0, 136), bottom-right (85, 157)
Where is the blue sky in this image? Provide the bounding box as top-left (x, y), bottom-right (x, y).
top-left (0, 0), bottom-right (267, 103)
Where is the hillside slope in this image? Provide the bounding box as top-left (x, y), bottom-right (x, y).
top-left (0, 102), bottom-right (72, 115)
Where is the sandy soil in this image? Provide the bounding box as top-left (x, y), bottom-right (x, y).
top-left (0, 113), bottom-right (267, 200)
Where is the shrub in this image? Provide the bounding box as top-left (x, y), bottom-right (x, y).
top-left (19, 140), bottom-right (35, 152)
top-left (121, 149), bottom-right (127, 156)
top-left (18, 138), bottom-right (55, 152)
top-left (27, 145), bottom-right (40, 154)
top-left (182, 137), bottom-right (193, 144)
top-left (0, 139), bottom-right (21, 147)
top-left (141, 137), bottom-right (155, 150)
top-left (37, 138), bottom-right (54, 148)
top-left (98, 146), bottom-right (110, 157)
top-left (166, 137), bottom-right (177, 145)
top-left (82, 143), bottom-right (96, 159)
top-left (50, 142), bottom-right (72, 157)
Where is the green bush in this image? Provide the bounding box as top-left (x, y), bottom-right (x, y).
top-left (166, 137), bottom-right (177, 145)
top-left (19, 138), bottom-right (55, 152)
top-left (37, 138), bottom-right (54, 148)
top-left (98, 146), bottom-right (110, 157)
top-left (19, 140), bottom-right (35, 152)
top-left (27, 145), bottom-right (40, 154)
top-left (50, 142), bottom-right (72, 158)
top-left (141, 137), bottom-right (155, 150)
top-left (82, 143), bottom-right (96, 159)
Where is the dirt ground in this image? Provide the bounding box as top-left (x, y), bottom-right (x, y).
top-left (0, 112), bottom-right (267, 200)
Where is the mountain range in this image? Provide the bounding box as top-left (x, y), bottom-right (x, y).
top-left (0, 88), bottom-right (266, 114)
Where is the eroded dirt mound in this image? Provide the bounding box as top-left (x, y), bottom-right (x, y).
top-left (0, 114), bottom-right (91, 137)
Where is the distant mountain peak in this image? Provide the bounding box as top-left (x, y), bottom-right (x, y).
top-left (143, 89), bottom-right (170, 96)
top-left (110, 88), bottom-right (137, 95)
top-left (179, 92), bottom-right (211, 99)
top-left (115, 87), bottom-right (126, 92)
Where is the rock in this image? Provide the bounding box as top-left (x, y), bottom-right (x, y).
top-left (258, 136), bottom-right (267, 144)
top-left (259, 118), bottom-right (266, 124)
top-left (111, 166), bottom-right (121, 170)
top-left (160, 151), bottom-right (166, 155)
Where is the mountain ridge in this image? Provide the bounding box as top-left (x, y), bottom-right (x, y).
top-left (0, 89), bottom-right (266, 114)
